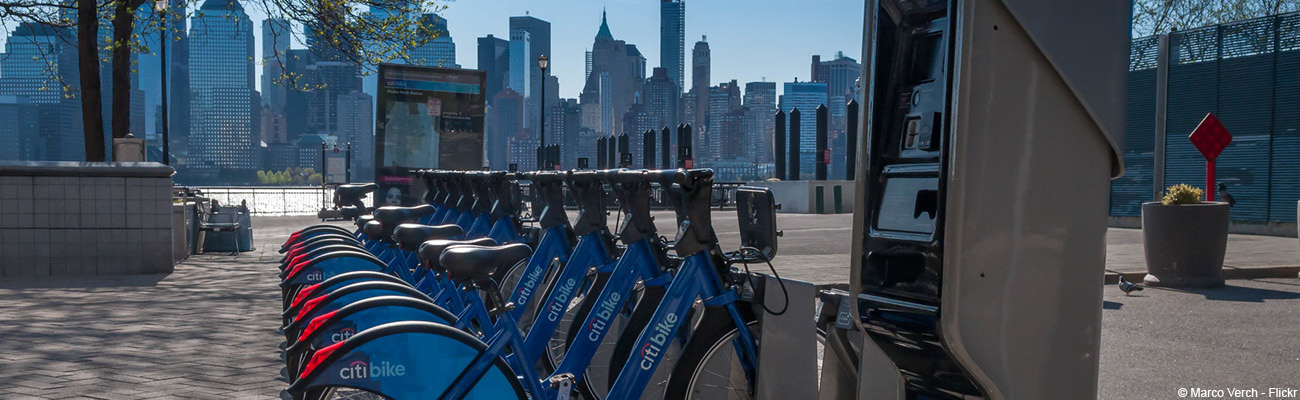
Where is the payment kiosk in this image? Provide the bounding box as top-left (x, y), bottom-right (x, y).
top-left (847, 0), bottom-right (1127, 398)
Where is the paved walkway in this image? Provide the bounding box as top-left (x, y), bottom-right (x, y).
top-left (0, 214), bottom-right (1296, 398)
top-left (0, 216), bottom-right (316, 399)
top-left (627, 211), bottom-right (1300, 286)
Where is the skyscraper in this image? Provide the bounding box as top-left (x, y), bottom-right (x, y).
top-left (811, 52), bottom-right (862, 102)
top-left (487, 88), bottom-right (524, 170)
top-left (189, 0), bottom-right (256, 180)
top-left (690, 37), bottom-right (710, 132)
top-left (0, 23), bottom-right (82, 161)
top-left (262, 19), bottom-right (292, 111)
top-left (508, 29), bottom-right (531, 100)
top-left (581, 11), bottom-right (645, 136)
top-left (477, 35), bottom-right (509, 98)
top-left (660, 0), bottom-right (685, 92)
top-left (743, 81), bottom-right (777, 163)
top-left (552, 98), bottom-right (581, 169)
top-left (305, 61), bottom-right (362, 136)
top-left (509, 16), bottom-right (552, 84)
top-left (706, 80), bottom-right (740, 163)
top-left (412, 13), bottom-right (458, 68)
top-left (0, 96), bottom-right (42, 161)
top-left (780, 80), bottom-right (827, 180)
top-left (599, 72), bottom-right (613, 136)
top-left (645, 67), bottom-right (680, 134)
top-left (511, 16), bottom-right (551, 140)
top-left (336, 92), bottom-right (374, 181)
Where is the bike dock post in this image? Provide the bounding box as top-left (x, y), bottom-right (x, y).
top-left (752, 274), bottom-right (818, 400)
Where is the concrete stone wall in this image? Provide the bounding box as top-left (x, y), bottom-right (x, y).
top-left (0, 162), bottom-right (175, 278)
top-left (745, 180), bottom-right (856, 214)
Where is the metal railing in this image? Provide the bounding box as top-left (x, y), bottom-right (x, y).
top-left (521, 181), bottom-right (747, 212)
top-left (191, 186), bottom-right (332, 216)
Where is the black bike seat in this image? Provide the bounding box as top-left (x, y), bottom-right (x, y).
top-left (439, 243), bottom-right (532, 285)
top-left (393, 224), bottom-right (464, 251)
top-left (362, 220), bottom-right (384, 239)
top-left (418, 238), bottom-right (497, 272)
top-left (372, 205), bottom-right (436, 228)
top-left (355, 215), bottom-right (375, 229)
top-left (336, 183), bottom-right (378, 198)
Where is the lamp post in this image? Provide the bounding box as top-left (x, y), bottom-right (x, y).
top-left (155, 0), bottom-right (169, 165)
top-left (537, 54), bottom-right (548, 170)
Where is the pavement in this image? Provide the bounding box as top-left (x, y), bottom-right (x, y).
top-left (0, 213), bottom-right (1295, 399)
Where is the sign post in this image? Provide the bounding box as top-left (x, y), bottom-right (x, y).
top-left (1188, 113), bottom-right (1232, 202)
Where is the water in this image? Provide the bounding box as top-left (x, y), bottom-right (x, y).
top-left (192, 187), bottom-right (333, 216)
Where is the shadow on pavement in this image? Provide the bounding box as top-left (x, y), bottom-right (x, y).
top-left (1151, 280), bottom-right (1300, 302)
top-left (0, 273), bottom-right (169, 289)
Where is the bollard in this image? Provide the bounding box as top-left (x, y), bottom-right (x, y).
top-left (661, 127), bottom-right (672, 169)
top-left (816, 104), bottom-right (829, 181)
top-left (607, 135), bottom-right (618, 169)
top-left (776, 110), bottom-right (787, 181)
top-left (596, 136), bottom-right (607, 169)
top-left (789, 108), bottom-right (801, 180)
top-left (643, 130), bottom-right (656, 169)
top-left (618, 133), bottom-right (631, 168)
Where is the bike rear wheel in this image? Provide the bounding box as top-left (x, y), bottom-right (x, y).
top-left (665, 318), bottom-right (827, 399)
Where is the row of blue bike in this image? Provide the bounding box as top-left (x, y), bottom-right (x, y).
top-left (276, 168), bottom-right (820, 399)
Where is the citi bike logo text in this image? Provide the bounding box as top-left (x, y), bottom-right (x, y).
top-left (639, 313), bottom-right (680, 370)
top-left (514, 265), bottom-right (546, 305)
top-left (330, 328), bottom-right (356, 344)
top-left (306, 270), bottom-right (323, 281)
top-left (545, 278), bottom-right (579, 322)
top-left (586, 292), bottom-right (623, 341)
top-left (339, 360), bottom-right (406, 380)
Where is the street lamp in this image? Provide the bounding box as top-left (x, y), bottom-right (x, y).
top-left (537, 54), bottom-right (548, 170)
top-left (155, 0), bottom-right (169, 165)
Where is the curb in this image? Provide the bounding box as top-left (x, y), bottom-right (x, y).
top-left (810, 267), bottom-right (1300, 291)
top-left (1103, 265), bottom-right (1300, 285)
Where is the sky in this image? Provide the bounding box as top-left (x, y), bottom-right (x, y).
top-left (243, 0), bottom-right (867, 99)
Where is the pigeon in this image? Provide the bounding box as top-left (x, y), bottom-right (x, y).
top-left (1217, 183), bottom-right (1236, 207)
top-left (1118, 276), bottom-right (1143, 296)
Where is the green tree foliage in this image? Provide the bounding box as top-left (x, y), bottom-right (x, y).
top-left (256, 167), bottom-right (323, 186)
top-left (0, 0), bottom-right (445, 160)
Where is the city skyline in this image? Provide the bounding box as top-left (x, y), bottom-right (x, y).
top-left (93, 0), bottom-right (864, 99)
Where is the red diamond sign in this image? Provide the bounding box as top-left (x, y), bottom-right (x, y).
top-left (1189, 113), bottom-right (1232, 161)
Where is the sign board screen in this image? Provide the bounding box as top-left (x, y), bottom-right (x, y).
top-left (374, 64), bottom-right (486, 206)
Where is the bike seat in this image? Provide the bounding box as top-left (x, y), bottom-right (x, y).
top-left (362, 220), bottom-right (384, 239)
top-left (417, 238), bottom-right (497, 272)
top-left (373, 205), bottom-right (436, 229)
top-left (354, 215), bottom-right (374, 229)
top-left (336, 183), bottom-right (378, 198)
top-left (393, 223), bottom-right (464, 251)
top-left (439, 244), bottom-right (532, 285)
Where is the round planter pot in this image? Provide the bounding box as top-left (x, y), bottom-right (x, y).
top-left (1141, 202), bottom-right (1228, 287)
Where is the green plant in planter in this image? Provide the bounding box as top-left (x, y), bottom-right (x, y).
top-left (1162, 184), bottom-right (1204, 205)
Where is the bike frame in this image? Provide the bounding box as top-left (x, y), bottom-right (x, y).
top-left (505, 224), bottom-right (572, 321)
top-left (517, 230), bottom-right (614, 362)
top-left (606, 250), bottom-right (759, 398)
top-left (550, 237), bottom-right (664, 382)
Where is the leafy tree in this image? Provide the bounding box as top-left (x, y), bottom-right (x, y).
top-left (0, 0), bottom-right (445, 161)
top-left (1133, 0), bottom-right (1300, 36)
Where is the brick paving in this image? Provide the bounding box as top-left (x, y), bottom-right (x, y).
top-left (0, 216), bottom-right (340, 399)
top-left (0, 214), bottom-right (1296, 398)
